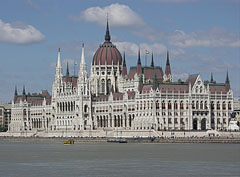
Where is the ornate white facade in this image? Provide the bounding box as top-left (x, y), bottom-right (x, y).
top-left (9, 22), bottom-right (234, 134)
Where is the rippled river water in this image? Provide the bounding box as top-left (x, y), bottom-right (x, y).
top-left (0, 141), bottom-right (239, 177)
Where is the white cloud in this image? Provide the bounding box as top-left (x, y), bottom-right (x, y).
top-left (72, 3), bottom-right (145, 28)
top-left (168, 27), bottom-right (240, 48)
top-left (173, 73), bottom-right (189, 81)
top-left (0, 19), bottom-right (45, 44)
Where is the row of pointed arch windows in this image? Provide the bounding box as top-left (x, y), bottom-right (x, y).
top-left (57, 101), bottom-right (76, 112)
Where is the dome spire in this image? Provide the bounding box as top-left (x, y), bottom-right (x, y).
top-left (151, 52), bottom-right (154, 67)
top-left (105, 16), bottom-right (111, 42)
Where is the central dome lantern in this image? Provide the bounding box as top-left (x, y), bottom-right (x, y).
top-left (92, 20), bottom-right (122, 66)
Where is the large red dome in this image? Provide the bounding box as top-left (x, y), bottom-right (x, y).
top-left (92, 42), bottom-right (122, 65)
top-left (92, 21), bottom-right (122, 66)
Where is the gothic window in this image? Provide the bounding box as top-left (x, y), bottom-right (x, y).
top-left (196, 101), bottom-right (199, 109)
top-left (217, 101), bottom-right (220, 110)
top-left (180, 101), bottom-right (184, 110)
top-left (228, 102), bottom-right (232, 110)
top-left (101, 79), bottom-right (105, 94)
top-left (174, 101), bottom-right (178, 109)
top-left (200, 101), bottom-right (203, 109)
top-left (192, 101), bottom-right (195, 109)
top-left (168, 101), bottom-right (172, 110)
top-left (107, 79), bottom-right (111, 94)
top-left (162, 101), bottom-right (165, 110)
top-left (222, 102), bottom-right (226, 110)
top-left (84, 105), bottom-right (88, 113)
top-left (205, 101), bottom-right (208, 109)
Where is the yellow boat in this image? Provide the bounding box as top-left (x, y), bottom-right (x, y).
top-left (64, 140), bottom-right (74, 145)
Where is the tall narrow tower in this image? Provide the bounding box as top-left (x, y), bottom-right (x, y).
top-left (163, 51), bottom-right (173, 82)
top-left (78, 43), bottom-right (88, 95)
top-left (52, 48), bottom-right (63, 98)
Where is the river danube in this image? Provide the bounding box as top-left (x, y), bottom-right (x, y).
top-left (0, 141), bottom-right (239, 177)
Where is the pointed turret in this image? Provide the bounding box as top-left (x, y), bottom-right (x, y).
top-left (165, 51), bottom-right (171, 75)
top-left (57, 48), bottom-right (61, 68)
top-left (78, 43), bottom-right (88, 95)
top-left (81, 43), bottom-right (86, 65)
top-left (54, 48), bottom-right (62, 81)
top-left (225, 71), bottom-right (230, 91)
top-left (151, 52), bottom-right (154, 67)
top-left (14, 85), bottom-right (18, 103)
top-left (122, 52), bottom-right (127, 77)
top-left (137, 49), bottom-right (142, 75)
top-left (163, 51), bottom-right (173, 82)
top-left (210, 72), bottom-right (214, 83)
top-left (105, 18), bottom-right (111, 42)
top-left (66, 61), bottom-right (69, 76)
top-left (64, 61), bottom-right (70, 82)
top-left (22, 85), bottom-right (26, 101)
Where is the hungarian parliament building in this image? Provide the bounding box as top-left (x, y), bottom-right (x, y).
top-left (9, 22), bottom-right (234, 134)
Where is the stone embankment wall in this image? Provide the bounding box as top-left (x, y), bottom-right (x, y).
top-left (1, 130), bottom-right (240, 138)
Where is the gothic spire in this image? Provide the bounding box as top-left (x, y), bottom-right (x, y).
top-left (22, 85), bottom-right (26, 95)
top-left (137, 48), bottom-right (141, 65)
top-left (137, 48), bottom-right (142, 75)
top-left (123, 52), bottom-right (126, 66)
top-left (66, 61), bottom-right (69, 76)
top-left (166, 50), bottom-right (170, 66)
top-left (225, 70), bottom-right (229, 84)
top-left (225, 70), bottom-right (230, 91)
top-left (105, 17), bottom-right (111, 42)
top-left (165, 50), bottom-right (171, 75)
top-left (210, 72), bottom-right (214, 83)
top-left (81, 43), bottom-right (86, 65)
top-left (57, 48), bottom-right (61, 68)
top-left (151, 52), bottom-right (154, 67)
top-left (122, 52), bottom-right (127, 77)
top-left (14, 85), bottom-right (17, 96)
top-left (22, 85), bottom-right (26, 101)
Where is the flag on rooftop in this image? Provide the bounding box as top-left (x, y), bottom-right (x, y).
top-left (146, 50), bottom-right (150, 54)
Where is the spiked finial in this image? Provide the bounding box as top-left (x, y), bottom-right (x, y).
top-left (23, 85), bottom-right (26, 95)
top-left (137, 48), bottom-right (141, 65)
top-left (166, 50), bottom-right (170, 66)
top-left (123, 52), bottom-right (126, 66)
top-left (14, 85), bottom-right (17, 96)
top-left (226, 70), bottom-right (229, 84)
top-left (210, 73), bottom-right (214, 82)
top-left (57, 48), bottom-right (61, 68)
top-left (66, 61), bottom-right (69, 75)
top-left (151, 52), bottom-right (154, 67)
top-left (81, 43), bottom-right (86, 64)
top-left (105, 17), bottom-right (111, 42)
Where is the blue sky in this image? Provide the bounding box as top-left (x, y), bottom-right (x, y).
top-left (0, 0), bottom-right (239, 103)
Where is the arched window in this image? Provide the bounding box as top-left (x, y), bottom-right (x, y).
top-left (156, 101), bottom-right (159, 109)
top-left (200, 101), bottom-right (203, 109)
top-left (107, 79), bottom-right (111, 94)
top-left (101, 79), bottom-right (105, 94)
top-left (217, 101), bottom-right (220, 110)
top-left (180, 101), bottom-right (184, 110)
top-left (174, 101), bottom-right (178, 109)
top-left (228, 102), bottom-right (232, 110)
top-left (168, 101), bottom-right (172, 110)
top-left (205, 101), bottom-right (208, 109)
top-left (222, 102), bottom-right (226, 110)
top-left (192, 101), bottom-right (195, 109)
top-left (84, 105), bottom-right (88, 113)
top-left (162, 101), bottom-right (165, 109)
